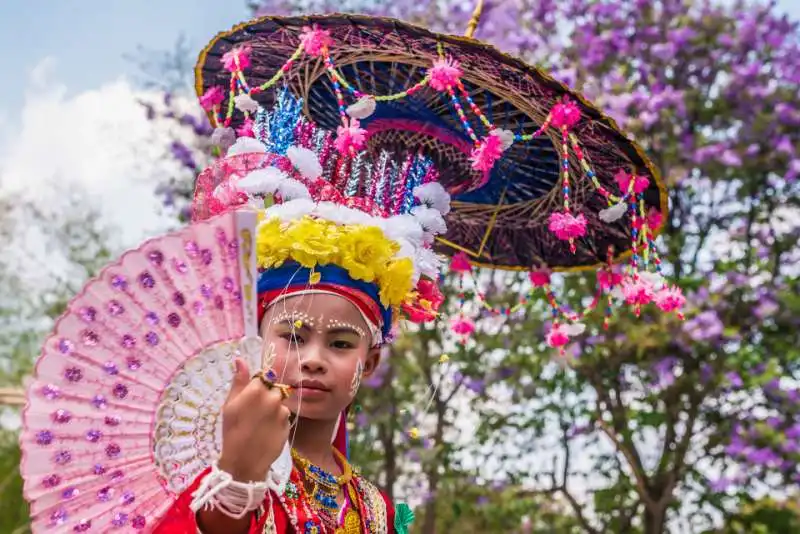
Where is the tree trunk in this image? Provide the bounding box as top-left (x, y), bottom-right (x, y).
top-left (643, 505), bottom-right (666, 534)
top-left (421, 398), bottom-right (446, 534)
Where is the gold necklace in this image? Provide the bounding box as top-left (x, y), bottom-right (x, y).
top-left (291, 448), bottom-right (353, 516)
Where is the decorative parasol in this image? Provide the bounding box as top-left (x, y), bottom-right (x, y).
top-left (194, 10), bottom-right (667, 273)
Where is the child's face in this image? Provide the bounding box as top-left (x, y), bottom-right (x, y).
top-left (260, 292), bottom-right (380, 421)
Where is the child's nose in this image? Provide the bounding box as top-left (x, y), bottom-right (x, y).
top-left (299, 345), bottom-right (327, 373)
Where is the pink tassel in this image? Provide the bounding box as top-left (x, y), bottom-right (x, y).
top-left (528, 269), bottom-right (551, 287)
top-left (236, 118), bottom-right (255, 138)
top-left (450, 316), bottom-right (475, 336)
top-left (300, 25), bottom-right (333, 57)
top-left (470, 134), bottom-right (504, 172)
top-left (548, 212), bottom-right (587, 240)
top-left (614, 170), bottom-right (650, 195)
top-left (550, 99), bottom-right (581, 129)
top-left (222, 45), bottom-right (252, 72)
top-left (199, 87), bottom-right (225, 111)
top-left (450, 252), bottom-right (472, 273)
top-left (597, 270), bottom-right (623, 290)
top-left (334, 118), bottom-right (367, 155)
top-left (429, 57), bottom-right (463, 91)
top-left (620, 276), bottom-right (655, 306)
top-left (654, 286), bottom-right (685, 313)
top-left (546, 324), bottom-right (570, 348)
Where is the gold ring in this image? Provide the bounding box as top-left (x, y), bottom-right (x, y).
top-left (251, 369), bottom-right (291, 399)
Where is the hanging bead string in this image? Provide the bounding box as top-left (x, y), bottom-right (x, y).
top-left (446, 86), bottom-right (480, 143)
top-left (460, 270), bottom-right (530, 316)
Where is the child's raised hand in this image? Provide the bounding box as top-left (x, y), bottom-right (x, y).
top-left (217, 358), bottom-right (291, 483)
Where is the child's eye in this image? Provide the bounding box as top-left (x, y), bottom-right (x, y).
top-left (330, 339), bottom-right (354, 350)
top-left (281, 332), bottom-right (304, 345)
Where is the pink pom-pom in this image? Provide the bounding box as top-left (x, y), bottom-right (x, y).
top-left (199, 86), bottom-right (225, 111)
top-left (614, 170), bottom-right (650, 195)
top-left (451, 317), bottom-right (475, 337)
top-left (334, 118), bottom-right (367, 155)
top-left (429, 57), bottom-right (462, 92)
top-left (647, 208), bottom-right (663, 230)
top-left (222, 45), bottom-right (252, 72)
top-left (550, 99), bottom-right (581, 129)
top-left (236, 118), bottom-right (255, 138)
top-left (597, 270), bottom-right (623, 290)
top-left (470, 134), bottom-right (504, 172)
top-left (450, 252), bottom-right (472, 273)
top-left (529, 269), bottom-right (551, 287)
top-left (655, 285), bottom-right (685, 313)
top-left (300, 25), bottom-right (332, 57)
top-left (546, 324), bottom-right (570, 348)
top-left (620, 276), bottom-right (655, 306)
top-left (548, 211), bottom-right (587, 240)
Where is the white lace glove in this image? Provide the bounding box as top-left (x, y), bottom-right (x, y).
top-left (190, 442), bottom-right (292, 519)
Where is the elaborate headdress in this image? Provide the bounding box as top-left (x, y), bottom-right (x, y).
top-left (193, 87), bottom-right (450, 346)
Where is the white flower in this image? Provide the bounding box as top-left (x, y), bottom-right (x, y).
top-left (599, 202), bottom-right (627, 223)
top-left (381, 214), bottom-right (425, 247)
top-left (313, 202), bottom-right (373, 226)
top-left (236, 167), bottom-right (289, 195)
top-left (411, 206), bottom-right (447, 236)
top-left (211, 127), bottom-right (236, 149)
top-left (227, 137), bottom-right (267, 157)
top-left (413, 182), bottom-right (451, 215)
top-left (234, 93), bottom-right (259, 114)
top-left (278, 178), bottom-right (311, 201)
top-left (490, 128), bottom-right (515, 150)
top-left (286, 146), bottom-right (322, 179)
top-left (346, 96), bottom-right (377, 119)
top-left (416, 247), bottom-right (444, 279)
top-left (563, 322), bottom-right (587, 336)
top-left (264, 198), bottom-right (315, 221)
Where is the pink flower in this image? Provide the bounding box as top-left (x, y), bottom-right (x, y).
top-left (450, 252), bottom-right (472, 273)
top-left (614, 169), bottom-right (650, 194)
top-left (451, 317), bottom-right (475, 337)
top-left (222, 45), bottom-right (252, 72)
top-left (199, 86), bottom-right (225, 111)
top-left (334, 118), bottom-right (367, 155)
top-left (655, 285), bottom-right (685, 313)
top-left (236, 117), bottom-right (255, 138)
top-left (429, 57), bottom-right (462, 91)
top-left (470, 134), bottom-right (504, 172)
top-left (620, 276), bottom-right (655, 306)
top-left (548, 211), bottom-right (587, 240)
top-left (300, 25), bottom-right (332, 57)
top-left (597, 270), bottom-right (623, 290)
top-left (529, 269), bottom-right (551, 287)
top-left (546, 324), bottom-right (570, 348)
top-left (550, 99), bottom-right (581, 129)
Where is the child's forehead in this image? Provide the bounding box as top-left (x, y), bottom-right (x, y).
top-left (267, 293), bottom-right (364, 321)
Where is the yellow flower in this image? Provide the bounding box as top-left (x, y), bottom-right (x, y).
top-left (338, 226), bottom-right (397, 282)
top-left (284, 217), bottom-right (340, 268)
top-left (256, 217), bottom-right (289, 268)
top-left (378, 258), bottom-right (415, 307)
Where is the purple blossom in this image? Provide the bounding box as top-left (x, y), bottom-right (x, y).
top-left (725, 371), bottom-right (744, 389)
top-left (170, 141), bottom-right (196, 171)
top-left (683, 310), bottom-right (724, 342)
top-left (651, 357), bottom-right (678, 388)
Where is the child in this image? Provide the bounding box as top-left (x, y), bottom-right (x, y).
top-left (152, 85), bottom-right (447, 532)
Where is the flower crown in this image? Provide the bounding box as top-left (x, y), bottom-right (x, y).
top-left (195, 89), bottom-right (450, 329)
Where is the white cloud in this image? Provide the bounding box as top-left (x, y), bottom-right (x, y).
top-left (0, 57), bottom-right (181, 251)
